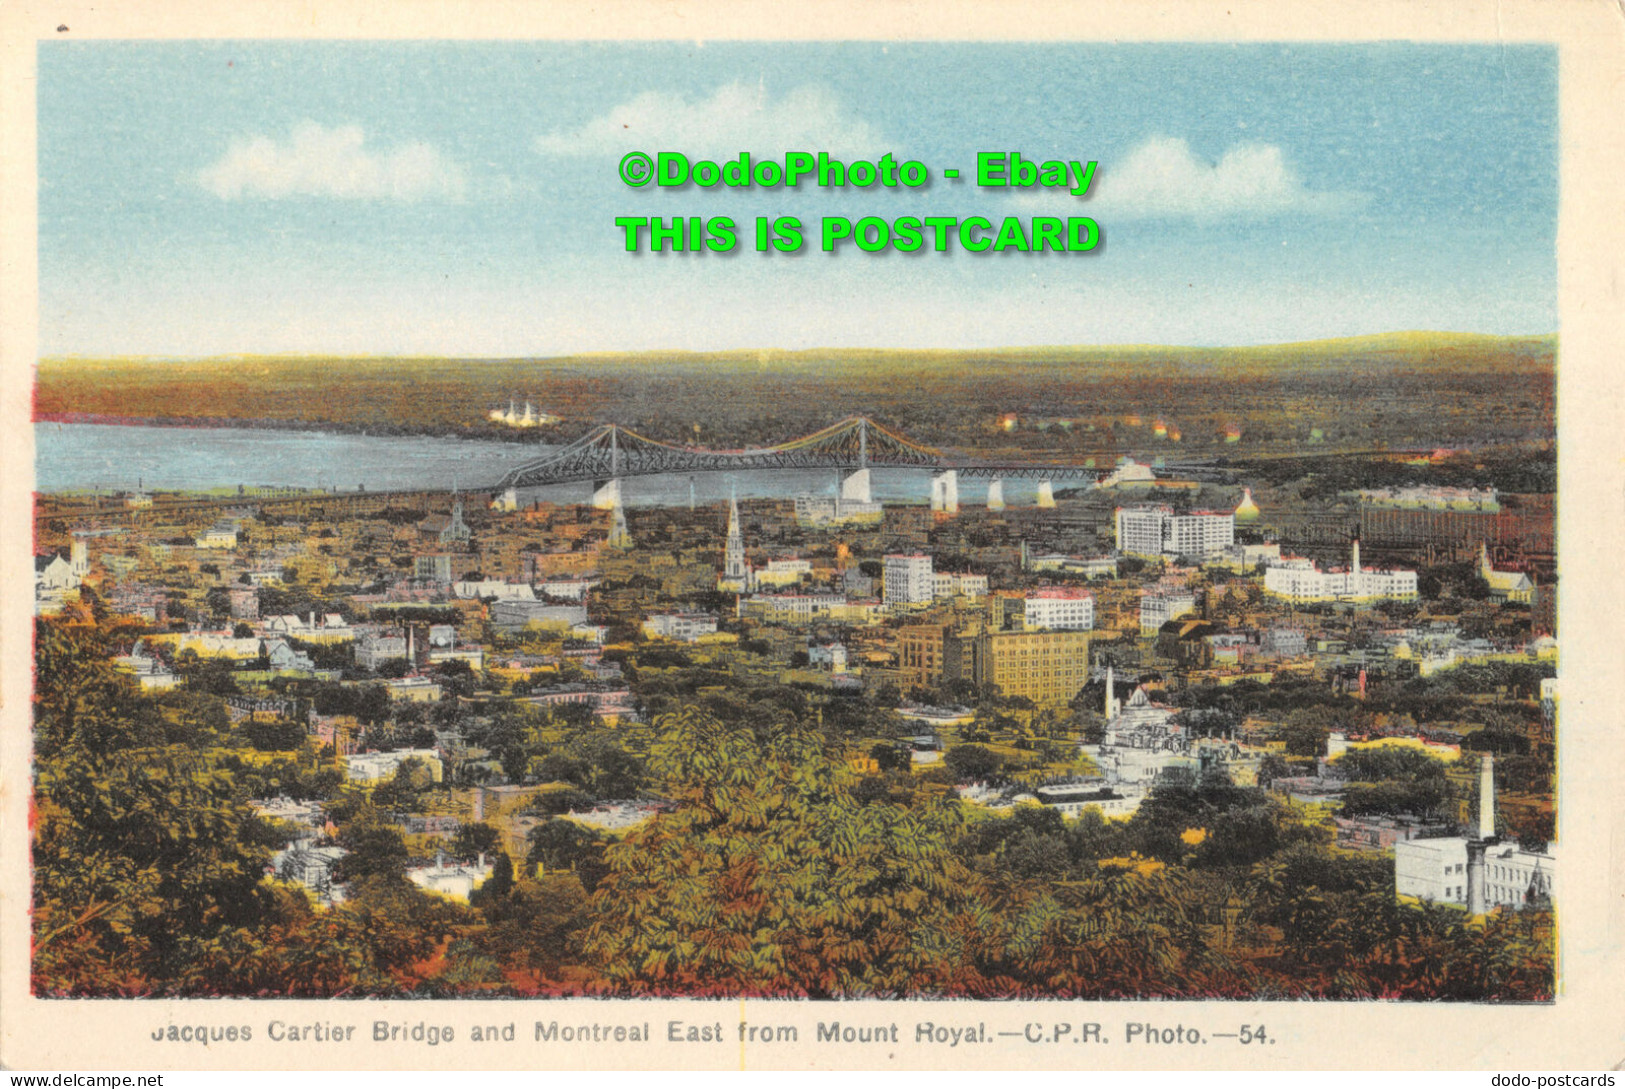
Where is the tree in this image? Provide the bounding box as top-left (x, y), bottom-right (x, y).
top-left (869, 741), bottom-right (911, 773)
top-left (32, 749), bottom-right (281, 995)
top-left (450, 821), bottom-right (502, 862)
top-left (580, 708), bottom-right (1009, 997)
top-left (944, 744), bottom-right (1002, 782)
top-left (471, 853), bottom-right (516, 905)
top-left (333, 821), bottom-right (410, 884)
top-left (526, 818), bottom-right (609, 890)
top-left (1280, 719), bottom-right (1329, 758)
top-left (244, 718), bottom-right (306, 752)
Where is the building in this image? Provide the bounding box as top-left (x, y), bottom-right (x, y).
top-left (754, 558), bottom-right (812, 589)
top-left (1139, 587), bottom-right (1197, 633)
top-left (536, 577), bottom-right (598, 601)
top-left (453, 579), bottom-right (536, 602)
top-left (1263, 539), bottom-right (1418, 604)
top-left (1393, 753), bottom-right (1556, 913)
top-left (407, 852), bottom-right (494, 902)
top-left (418, 496), bottom-right (473, 547)
top-left (1477, 542), bottom-right (1536, 604)
top-left (265, 639), bottom-right (316, 672)
top-left (642, 613), bottom-right (719, 642)
top-left (1260, 628), bottom-right (1309, 659)
top-left (227, 586), bottom-right (260, 620)
top-left (383, 676), bottom-right (443, 702)
top-left (976, 629), bottom-right (1092, 705)
top-left (414, 551), bottom-right (481, 583)
top-left (264, 612), bottom-right (354, 643)
top-left (895, 624), bottom-right (976, 692)
top-left (1116, 504), bottom-right (1173, 558)
top-left (932, 571), bottom-right (988, 599)
top-left (1358, 485), bottom-right (1499, 511)
top-left (719, 492), bottom-right (751, 591)
top-left (155, 630), bottom-right (264, 660)
top-left (1098, 457), bottom-right (1157, 488)
top-left (741, 592), bottom-right (865, 625)
top-left (1169, 510), bottom-right (1236, 559)
top-left (1024, 549), bottom-right (1119, 579)
top-left (345, 748), bottom-right (443, 782)
top-left (1022, 588), bottom-right (1095, 631)
top-left (34, 551), bottom-right (79, 593)
top-left (112, 645), bottom-right (177, 690)
top-left (355, 633), bottom-right (409, 670)
top-left (883, 553), bottom-right (935, 606)
top-left (271, 839), bottom-right (349, 905)
top-left (1115, 505), bottom-right (1235, 560)
top-left (808, 642), bottom-right (849, 672)
top-left (194, 521), bottom-right (240, 549)
top-left (793, 494), bottom-right (884, 527)
top-left (490, 600), bottom-right (589, 633)
top-left (1221, 541), bottom-right (1281, 571)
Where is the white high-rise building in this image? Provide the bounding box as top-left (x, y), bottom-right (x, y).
top-left (1115, 504), bottom-right (1234, 560)
top-left (1168, 511), bottom-right (1235, 559)
top-left (1139, 587), bottom-right (1197, 632)
top-left (1116, 504), bottom-right (1173, 557)
top-left (1023, 588), bottom-right (1095, 631)
top-left (883, 553), bottom-right (935, 606)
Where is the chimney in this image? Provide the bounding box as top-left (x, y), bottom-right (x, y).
top-left (1104, 662), bottom-right (1116, 719)
top-left (1350, 536), bottom-right (1361, 577)
top-left (1478, 752), bottom-right (1496, 841)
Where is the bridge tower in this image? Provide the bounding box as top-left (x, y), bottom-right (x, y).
top-left (835, 418), bottom-right (872, 504)
top-left (986, 478), bottom-right (1006, 511)
top-left (930, 470), bottom-right (959, 514)
top-left (591, 425), bottom-right (625, 510)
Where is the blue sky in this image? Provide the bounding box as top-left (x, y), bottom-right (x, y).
top-left (37, 41), bottom-right (1556, 356)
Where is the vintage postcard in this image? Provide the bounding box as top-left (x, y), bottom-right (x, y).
top-left (2, 0), bottom-right (1622, 1073)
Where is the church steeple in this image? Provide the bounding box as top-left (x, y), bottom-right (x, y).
top-left (724, 487), bottom-right (747, 581)
top-left (607, 490), bottom-right (632, 550)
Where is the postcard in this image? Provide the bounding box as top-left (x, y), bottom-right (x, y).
top-left (2, 0), bottom-right (1622, 1073)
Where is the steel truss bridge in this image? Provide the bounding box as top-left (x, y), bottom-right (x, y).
top-left (491, 415), bottom-right (1104, 491)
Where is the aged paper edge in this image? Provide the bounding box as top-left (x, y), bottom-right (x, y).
top-left (0, 0), bottom-right (1621, 1072)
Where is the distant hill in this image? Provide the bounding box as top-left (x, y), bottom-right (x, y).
top-left (36, 332), bottom-right (1555, 457)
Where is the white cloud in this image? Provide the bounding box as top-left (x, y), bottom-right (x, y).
top-left (198, 122), bottom-right (466, 201)
top-left (535, 82), bottom-right (889, 158)
top-left (1024, 135), bottom-right (1364, 219)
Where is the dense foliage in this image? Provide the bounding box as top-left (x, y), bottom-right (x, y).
top-left (31, 617), bottom-right (1553, 1000)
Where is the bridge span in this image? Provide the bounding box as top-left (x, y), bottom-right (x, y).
top-left (490, 415), bottom-right (1110, 512)
top-left (39, 415), bottom-right (1242, 527)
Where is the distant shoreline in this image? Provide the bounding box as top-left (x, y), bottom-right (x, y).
top-left (32, 412), bottom-right (544, 444)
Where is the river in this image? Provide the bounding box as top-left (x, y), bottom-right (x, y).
top-left (33, 422), bottom-right (1051, 507)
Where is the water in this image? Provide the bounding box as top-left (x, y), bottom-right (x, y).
top-left (33, 422), bottom-right (1060, 507)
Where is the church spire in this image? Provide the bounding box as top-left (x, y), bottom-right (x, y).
top-left (724, 485), bottom-right (747, 581)
top-left (607, 490), bottom-right (632, 550)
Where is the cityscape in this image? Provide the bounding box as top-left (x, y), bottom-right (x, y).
top-left (31, 341), bottom-right (1557, 1000)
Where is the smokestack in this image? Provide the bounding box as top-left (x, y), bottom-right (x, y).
top-left (1104, 662), bottom-right (1116, 719)
top-left (1478, 752), bottom-right (1496, 841)
top-left (1350, 536), bottom-right (1361, 577)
